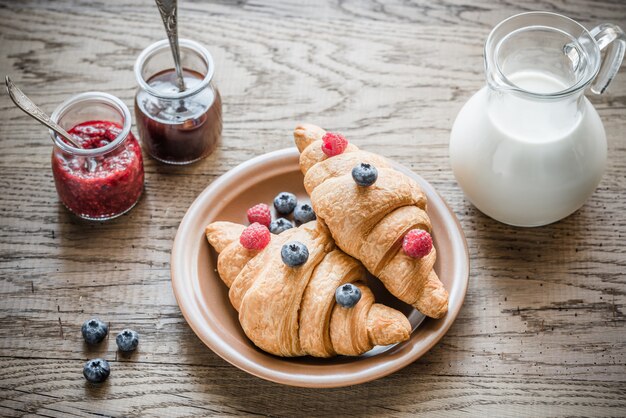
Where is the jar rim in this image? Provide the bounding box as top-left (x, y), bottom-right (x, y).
top-left (50, 92), bottom-right (133, 157)
top-left (484, 11), bottom-right (600, 99)
top-left (134, 38), bottom-right (215, 100)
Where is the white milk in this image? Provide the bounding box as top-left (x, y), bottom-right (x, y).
top-left (449, 70), bottom-right (607, 226)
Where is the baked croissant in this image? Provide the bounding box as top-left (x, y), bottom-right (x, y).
top-left (293, 124), bottom-right (449, 318)
top-left (205, 220), bottom-right (412, 357)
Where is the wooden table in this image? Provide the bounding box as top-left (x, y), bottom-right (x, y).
top-left (1, 0), bottom-right (625, 416)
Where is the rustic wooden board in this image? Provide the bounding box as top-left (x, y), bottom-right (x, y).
top-left (0, 0), bottom-right (625, 416)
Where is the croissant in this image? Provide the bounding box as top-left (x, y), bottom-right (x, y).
top-left (293, 124), bottom-right (449, 319)
top-left (205, 220), bottom-right (412, 357)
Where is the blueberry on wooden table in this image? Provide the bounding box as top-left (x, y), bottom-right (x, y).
top-left (116, 329), bottom-right (139, 352)
top-left (81, 318), bottom-right (108, 345)
top-left (83, 358), bottom-right (110, 383)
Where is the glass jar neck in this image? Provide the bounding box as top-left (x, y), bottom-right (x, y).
top-left (134, 38), bottom-right (215, 100)
top-left (51, 92), bottom-right (132, 157)
top-left (484, 12), bottom-right (600, 101)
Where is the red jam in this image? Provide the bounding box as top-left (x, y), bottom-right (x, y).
top-left (51, 120), bottom-right (144, 220)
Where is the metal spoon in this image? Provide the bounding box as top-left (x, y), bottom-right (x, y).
top-left (5, 76), bottom-right (83, 149)
top-left (155, 0), bottom-right (186, 92)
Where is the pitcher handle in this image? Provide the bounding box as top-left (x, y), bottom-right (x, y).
top-left (590, 23), bottom-right (626, 94)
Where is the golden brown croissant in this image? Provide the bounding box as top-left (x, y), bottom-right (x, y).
top-left (205, 220), bottom-right (411, 357)
top-left (293, 123), bottom-right (449, 318)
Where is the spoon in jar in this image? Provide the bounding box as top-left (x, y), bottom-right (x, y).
top-left (154, 0), bottom-right (186, 92)
top-left (5, 76), bottom-right (83, 149)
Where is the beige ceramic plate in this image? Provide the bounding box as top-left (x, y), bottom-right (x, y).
top-left (171, 148), bottom-right (469, 388)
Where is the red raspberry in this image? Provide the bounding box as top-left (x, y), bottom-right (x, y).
top-left (247, 203), bottom-right (271, 227)
top-left (240, 223), bottom-right (271, 250)
top-left (402, 229), bottom-right (433, 259)
top-left (321, 132), bottom-right (348, 157)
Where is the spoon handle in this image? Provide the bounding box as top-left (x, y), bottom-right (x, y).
top-left (5, 76), bottom-right (82, 149)
top-left (155, 0), bottom-right (186, 92)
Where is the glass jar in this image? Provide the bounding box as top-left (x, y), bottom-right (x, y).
top-left (450, 12), bottom-right (625, 226)
top-left (50, 92), bottom-right (145, 221)
top-left (134, 39), bottom-right (222, 165)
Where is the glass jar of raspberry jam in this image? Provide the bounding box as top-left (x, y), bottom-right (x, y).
top-left (50, 92), bottom-right (144, 221)
top-left (134, 39), bottom-right (222, 165)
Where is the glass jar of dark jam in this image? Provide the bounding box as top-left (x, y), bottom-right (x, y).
top-left (50, 92), bottom-right (144, 221)
top-left (134, 39), bottom-right (222, 165)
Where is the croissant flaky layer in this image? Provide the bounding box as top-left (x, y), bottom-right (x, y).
top-left (205, 220), bottom-right (411, 357)
top-left (294, 124), bottom-right (449, 319)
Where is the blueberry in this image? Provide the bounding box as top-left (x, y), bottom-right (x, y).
top-left (273, 192), bottom-right (297, 215)
top-left (335, 283), bottom-right (362, 308)
top-left (281, 241), bottom-right (309, 267)
top-left (352, 163), bottom-right (378, 187)
top-left (269, 217), bottom-right (294, 234)
top-left (293, 203), bottom-right (316, 224)
top-left (83, 358), bottom-right (110, 383)
top-left (116, 329), bottom-right (139, 352)
top-left (81, 318), bottom-right (108, 345)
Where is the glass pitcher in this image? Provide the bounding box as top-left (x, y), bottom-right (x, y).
top-left (449, 12), bottom-right (625, 227)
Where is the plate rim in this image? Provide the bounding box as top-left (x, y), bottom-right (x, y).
top-left (171, 148), bottom-right (470, 388)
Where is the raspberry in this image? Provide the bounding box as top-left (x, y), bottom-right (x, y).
top-left (247, 203), bottom-right (271, 227)
top-left (240, 223), bottom-right (271, 250)
top-left (321, 132), bottom-right (348, 157)
top-left (402, 229), bottom-right (433, 259)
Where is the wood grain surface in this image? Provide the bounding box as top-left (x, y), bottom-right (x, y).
top-left (1, 0), bottom-right (625, 416)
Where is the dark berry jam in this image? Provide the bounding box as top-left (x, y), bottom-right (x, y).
top-left (135, 68), bottom-right (222, 164)
top-left (51, 120), bottom-right (144, 220)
